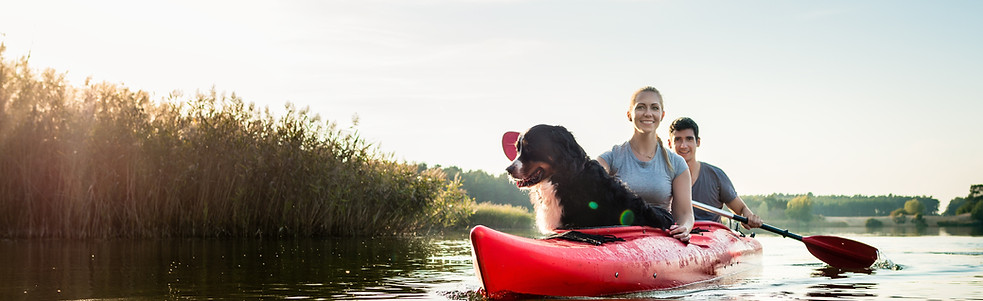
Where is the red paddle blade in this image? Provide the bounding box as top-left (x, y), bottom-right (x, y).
top-left (803, 235), bottom-right (879, 269)
top-left (502, 131), bottom-right (519, 161)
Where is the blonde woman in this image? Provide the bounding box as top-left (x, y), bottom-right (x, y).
top-left (598, 86), bottom-right (694, 242)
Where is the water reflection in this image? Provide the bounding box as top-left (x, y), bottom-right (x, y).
top-left (811, 266), bottom-right (873, 279)
top-left (0, 236), bottom-right (468, 300)
top-left (1, 227), bottom-right (980, 300)
top-left (805, 283), bottom-right (878, 299)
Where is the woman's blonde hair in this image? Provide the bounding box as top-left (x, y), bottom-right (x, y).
top-left (630, 86), bottom-right (674, 175)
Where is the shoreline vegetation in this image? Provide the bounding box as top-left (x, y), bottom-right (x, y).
top-left (1, 45), bottom-right (479, 238)
top-left (1, 44), bottom-right (979, 238)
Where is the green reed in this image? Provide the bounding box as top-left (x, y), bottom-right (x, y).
top-left (0, 45), bottom-right (473, 238)
top-left (468, 202), bottom-right (534, 230)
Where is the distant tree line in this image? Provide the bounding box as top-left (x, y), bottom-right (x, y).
top-left (743, 193), bottom-right (940, 217)
top-left (432, 166), bottom-right (975, 220)
top-left (418, 165), bottom-right (530, 210)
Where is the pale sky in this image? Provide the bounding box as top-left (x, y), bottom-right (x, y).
top-left (2, 0), bottom-right (981, 207)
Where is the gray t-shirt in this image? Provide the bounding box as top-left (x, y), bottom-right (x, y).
top-left (599, 141), bottom-right (688, 210)
top-left (692, 162), bottom-right (738, 222)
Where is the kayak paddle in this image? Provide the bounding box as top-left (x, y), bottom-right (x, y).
top-left (692, 201), bottom-right (879, 269)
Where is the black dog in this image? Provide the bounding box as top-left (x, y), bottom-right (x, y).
top-left (506, 124), bottom-right (675, 233)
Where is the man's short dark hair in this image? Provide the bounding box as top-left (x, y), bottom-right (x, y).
top-left (669, 117), bottom-right (699, 139)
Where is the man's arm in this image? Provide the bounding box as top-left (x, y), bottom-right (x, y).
top-left (725, 196), bottom-right (762, 229)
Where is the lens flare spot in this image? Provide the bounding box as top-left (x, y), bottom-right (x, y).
top-left (620, 210), bottom-right (635, 225)
top-left (589, 202), bottom-right (599, 210)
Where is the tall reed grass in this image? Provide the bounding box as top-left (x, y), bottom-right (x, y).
top-left (0, 44), bottom-right (474, 238)
top-left (467, 203), bottom-right (534, 230)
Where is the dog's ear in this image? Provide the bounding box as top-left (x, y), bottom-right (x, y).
top-left (550, 125), bottom-right (588, 173)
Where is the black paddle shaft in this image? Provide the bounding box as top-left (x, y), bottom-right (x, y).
top-left (729, 214), bottom-right (804, 241)
top-left (693, 201), bottom-right (805, 241)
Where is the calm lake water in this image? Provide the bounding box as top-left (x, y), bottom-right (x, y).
top-left (1, 226), bottom-right (980, 300)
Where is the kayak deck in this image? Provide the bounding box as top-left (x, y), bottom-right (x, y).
top-left (470, 222), bottom-right (762, 298)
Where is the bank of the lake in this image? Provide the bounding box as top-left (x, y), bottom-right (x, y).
top-left (823, 213), bottom-right (978, 227)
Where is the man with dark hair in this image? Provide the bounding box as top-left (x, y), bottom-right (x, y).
top-left (668, 117), bottom-right (762, 229)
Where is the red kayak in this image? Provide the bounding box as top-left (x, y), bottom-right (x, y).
top-left (470, 221), bottom-right (762, 298)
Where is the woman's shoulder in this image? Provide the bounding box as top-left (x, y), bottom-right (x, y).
top-left (611, 141), bottom-right (631, 151)
top-left (598, 141), bottom-right (631, 171)
top-left (600, 141), bottom-right (631, 158)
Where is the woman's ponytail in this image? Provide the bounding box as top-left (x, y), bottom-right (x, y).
top-left (656, 135), bottom-right (674, 175)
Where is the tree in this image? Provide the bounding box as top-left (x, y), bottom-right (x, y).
top-left (785, 195), bottom-right (814, 222)
top-left (436, 166), bottom-right (530, 209)
top-left (865, 218), bottom-right (884, 228)
top-left (973, 200), bottom-right (983, 222)
top-left (956, 184), bottom-right (983, 222)
top-left (943, 197), bottom-right (966, 216)
top-left (956, 200), bottom-right (977, 215)
top-left (904, 199), bottom-right (925, 215)
top-left (890, 208), bottom-right (907, 224)
top-left (913, 213), bottom-right (927, 227)
top-left (754, 201), bottom-right (770, 220)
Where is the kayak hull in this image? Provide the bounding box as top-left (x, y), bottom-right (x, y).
top-left (470, 222), bottom-right (762, 298)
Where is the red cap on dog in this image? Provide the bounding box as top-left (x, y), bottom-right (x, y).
top-left (502, 131), bottom-right (519, 161)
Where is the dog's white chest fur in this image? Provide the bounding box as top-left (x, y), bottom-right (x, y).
top-left (531, 180), bottom-right (562, 234)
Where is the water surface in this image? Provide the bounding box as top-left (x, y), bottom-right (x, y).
top-left (1, 226), bottom-right (980, 300)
